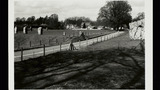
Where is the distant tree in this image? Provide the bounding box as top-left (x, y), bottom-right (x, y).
top-left (14, 14), bottom-right (66, 30)
top-left (58, 21), bottom-right (65, 29)
top-left (26, 16), bottom-right (35, 25)
top-left (21, 17), bottom-right (26, 22)
top-left (47, 14), bottom-right (59, 29)
top-left (14, 17), bottom-right (26, 25)
top-left (137, 12), bottom-right (144, 20)
top-left (44, 15), bottom-right (49, 24)
top-left (132, 12), bottom-right (144, 22)
top-left (35, 17), bottom-right (44, 25)
top-left (98, 1), bottom-right (132, 30)
top-left (64, 16), bottom-right (92, 28)
top-left (14, 17), bottom-right (21, 25)
top-left (82, 23), bottom-right (86, 28)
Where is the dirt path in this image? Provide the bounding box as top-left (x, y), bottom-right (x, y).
top-left (83, 31), bottom-right (142, 51)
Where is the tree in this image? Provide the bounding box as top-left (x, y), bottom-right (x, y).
top-left (21, 17), bottom-right (26, 22)
top-left (35, 17), bottom-right (44, 25)
top-left (14, 17), bottom-right (27, 25)
top-left (58, 21), bottom-right (65, 29)
top-left (98, 1), bottom-right (132, 30)
top-left (44, 15), bottom-right (49, 24)
top-left (48, 14), bottom-right (59, 29)
top-left (26, 16), bottom-right (35, 25)
top-left (132, 12), bottom-right (144, 22)
top-left (64, 16), bottom-right (92, 28)
top-left (14, 17), bottom-right (21, 25)
top-left (137, 12), bottom-right (144, 19)
top-left (82, 23), bottom-right (86, 28)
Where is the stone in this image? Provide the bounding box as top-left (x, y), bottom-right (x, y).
top-left (38, 27), bottom-right (43, 35)
top-left (23, 26), bottom-right (27, 34)
top-left (14, 26), bottom-right (17, 34)
top-left (63, 32), bottom-right (66, 36)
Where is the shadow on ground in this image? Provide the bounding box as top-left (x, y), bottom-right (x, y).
top-left (15, 46), bottom-right (145, 89)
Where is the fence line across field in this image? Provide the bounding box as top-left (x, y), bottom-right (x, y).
top-left (16, 31), bottom-right (124, 61)
top-left (15, 31), bottom-right (110, 50)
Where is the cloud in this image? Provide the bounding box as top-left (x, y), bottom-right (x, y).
top-left (14, 0), bottom-right (144, 21)
top-left (128, 0), bottom-right (144, 7)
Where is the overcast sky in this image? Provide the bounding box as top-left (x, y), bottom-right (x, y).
top-left (14, 0), bottom-right (144, 21)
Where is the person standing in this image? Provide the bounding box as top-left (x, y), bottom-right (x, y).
top-left (69, 41), bottom-right (76, 51)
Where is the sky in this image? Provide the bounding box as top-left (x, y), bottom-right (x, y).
top-left (14, 0), bottom-right (145, 21)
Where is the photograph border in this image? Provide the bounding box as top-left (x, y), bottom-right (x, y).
top-left (9, 0), bottom-right (153, 90)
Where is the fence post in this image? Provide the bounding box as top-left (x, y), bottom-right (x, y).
top-left (29, 41), bottom-right (31, 47)
top-left (101, 36), bottom-right (102, 42)
top-left (60, 43), bottom-right (62, 51)
top-left (40, 40), bottom-right (41, 46)
top-left (108, 35), bottom-right (110, 39)
top-left (118, 41), bottom-right (120, 50)
top-left (49, 39), bottom-right (50, 46)
top-left (87, 39), bottom-right (88, 46)
top-left (33, 52), bottom-right (34, 58)
top-left (18, 42), bottom-right (20, 49)
top-left (21, 47), bottom-right (23, 61)
top-left (43, 44), bottom-right (45, 56)
top-left (56, 39), bottom-right (58, 44)
top-left (63, 37), bottom-right (65, 42)
top-left (79, 40), bottom-right (80, 49)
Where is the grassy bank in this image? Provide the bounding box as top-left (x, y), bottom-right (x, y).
top-left (15, 47), bottom-right (144, 89)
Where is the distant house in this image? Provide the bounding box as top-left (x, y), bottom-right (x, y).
top-left (97, 26), bottom-right (105, 30)
top-left (87, 26), bottom-right (94, 30)
top-left (66, 24), bottom-right (76, 30)
top-left (87, 26), bottom-right (97, 30)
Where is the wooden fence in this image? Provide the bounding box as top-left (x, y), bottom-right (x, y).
top-left (17, 31), bottom-right (125, 61)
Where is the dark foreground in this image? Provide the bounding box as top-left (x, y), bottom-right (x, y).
top-left (15, 46), bottom-right (145, 89)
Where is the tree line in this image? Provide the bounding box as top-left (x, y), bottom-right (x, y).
top-left (15, 15), bottom-right (96, 30)
top-left (14, 1), bottom-right (144, 30)
top-left (14, 14), bottom-right (65, 29)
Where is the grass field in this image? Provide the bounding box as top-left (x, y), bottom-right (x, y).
top-left (81, 32), bottom-right (143, 51)
top-left (14, 29), bottom-right (115, 51)
top-left (15, 32), bottom-right (145, 89)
